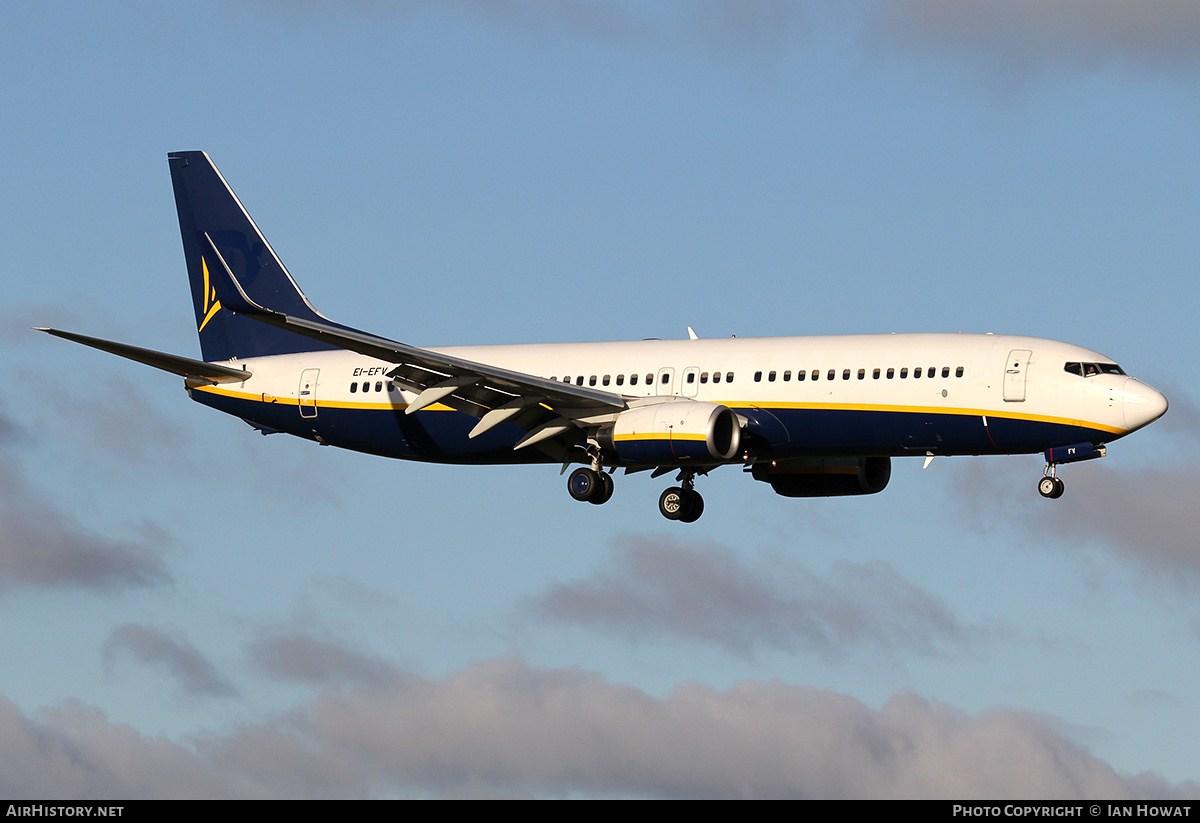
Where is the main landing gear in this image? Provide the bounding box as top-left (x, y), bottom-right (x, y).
top-left (566, 464), bottom-right (707, 522)
top-left (658, 470), bottom-right (704, 523)
top-left (567, 466), bottom-right (614, 505)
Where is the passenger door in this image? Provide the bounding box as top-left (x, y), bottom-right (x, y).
top-left (1003, 350), bottom-right (1031, 402)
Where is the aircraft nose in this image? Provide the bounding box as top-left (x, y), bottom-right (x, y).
top-left (1122, 378), bottom-right (1169, 431)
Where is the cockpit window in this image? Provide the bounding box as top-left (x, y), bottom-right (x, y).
top-left (1065, 361), bottom-right (1125, 377)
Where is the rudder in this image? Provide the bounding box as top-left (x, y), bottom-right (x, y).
top-left (168, 151), bottom-right (340, 361)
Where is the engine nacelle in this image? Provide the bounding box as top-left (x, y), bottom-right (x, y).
top-left (752, 456), bottom-right (891, 498)
top-left (598, 401), bottom-right (741, 464)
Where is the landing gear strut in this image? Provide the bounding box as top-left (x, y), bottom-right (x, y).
top-left (659, 470), bottom-right (704, 523)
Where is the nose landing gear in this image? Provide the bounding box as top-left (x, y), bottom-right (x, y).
top-left (1037, 442), bottom-right (1106, 500)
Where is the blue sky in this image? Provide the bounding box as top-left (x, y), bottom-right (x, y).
top-left (2, 0), bottom-right (1199, 798)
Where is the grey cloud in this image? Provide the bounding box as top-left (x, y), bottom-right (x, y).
top-left (1, 307), bottom-right (79, 345)
top-left (0, 456), bottom-right (170, 590)
top-left (0, 660), bottom-right (1195, 798)
top-left (254, 0), bottom-right (808, 52)
top-left (1127, 689), bottom-right (1184, 712)
top-left (951, 459), bottom-right (1200, 582)
top-left (247, 630), bottom-right (403, 690)
top-left (1033, 466), bottom-right (1200, 579)
top-left (22, 370), bottom-right (192, 464)
top-left (103, 624), bottom-right (237, 698)
top-left (527, 535), bottom-right (1000, 660)
top-left (0, 405), bottom-right (26, 445)
top-left (876, 0), bottom-right (1200, 76)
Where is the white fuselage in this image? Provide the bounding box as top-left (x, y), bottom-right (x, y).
top-left (188, 332), bottom-right (1166, 465)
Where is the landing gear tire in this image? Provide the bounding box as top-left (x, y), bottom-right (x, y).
top-left (1038, 476), bottom-right (1065, 499)
top-left (679, 490), bottom-right (704, 523)
top-left (590, 472), bottom-right (614, 505)
top-left (659, 487), bottom-right (704, 522)
top-left (568, 468), bottom-right (602, 502)
top-left (659, 487), bottom-right (685, 520)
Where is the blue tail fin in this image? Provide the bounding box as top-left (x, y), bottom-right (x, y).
top-left (168, 151), bottom-right (340, 361)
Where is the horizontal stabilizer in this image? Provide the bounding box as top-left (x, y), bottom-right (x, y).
top-left (36, 328), bottom-right (250, 383)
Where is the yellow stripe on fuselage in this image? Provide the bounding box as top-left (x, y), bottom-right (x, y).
top-left (188, 385), bottom-right (1125, 435)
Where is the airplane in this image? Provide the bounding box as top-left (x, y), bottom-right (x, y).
top-left (39, 151), bottom-right (1168, 523)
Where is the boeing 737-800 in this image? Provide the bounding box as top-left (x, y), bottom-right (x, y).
top-left (40, 152), bottom-right (1168, 522)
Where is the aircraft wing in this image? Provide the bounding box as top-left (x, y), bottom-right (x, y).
top-left (202, 235), bottom-right (626, 453)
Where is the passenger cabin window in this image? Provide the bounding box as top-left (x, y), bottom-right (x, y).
top-left (956, 366), bottom-right (964, 377)
top-left (754, 371), bottom-right (763, 382)
top-left (900, 368), bottom-right (908, 378)
top-left (873, 368), bottom-right (880, 379)
top-left (797, 370), bottom-right (806, 381)
top-left (914, 367), bottom-right (922, 379)
top-left (941, 366), bottom-right (950, 378)
top-left (827, 369), bottom-right (835, 381)
top-left (362, 382), bottom-right (370, 392)
top-left (350, 382), bottom-right (357, 393)
top-left (602, 375), bottom-right (611, 386)
top-left (842, 369), bottom-right (851, 380)
top-left (616, 374), bottom-right (624, 386)
top-left (783, 370), bottom-right (791, 381)
top-left (768, 371), bottom-right (777, 382)
top-left (726, 372), bottom-right (734, 383)
top-left (857, 369), bottom-right (865, 380)
top-left (375, 381), bottom-right (382, 392)
top-left (887, 368), bottom-right (894, 379)
top-left (712, 372), bottom-right (721, 383)
top-left (630, 374), bottom-right (638, 385)
top-left (576, 377), bottom-right (584, 386)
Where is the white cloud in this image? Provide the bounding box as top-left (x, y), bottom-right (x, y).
top-left (0, 659), bottom-right (1193, 799)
